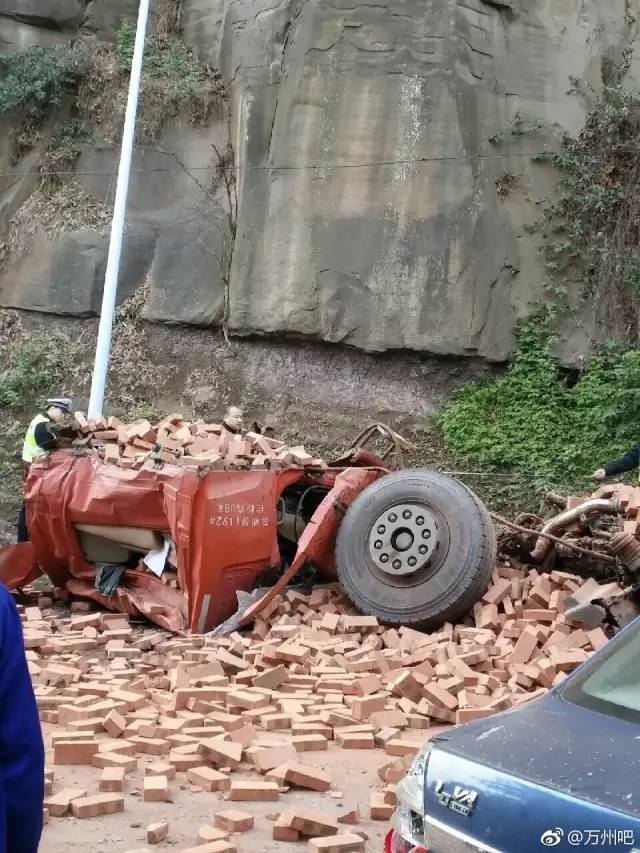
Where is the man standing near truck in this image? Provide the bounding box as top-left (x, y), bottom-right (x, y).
top-left (221, 405), bottom-right (244, 436)
top-left (18, 397), bottom-right (73, 542)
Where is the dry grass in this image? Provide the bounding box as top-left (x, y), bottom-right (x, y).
top-left (75, 41), bottom-right (125, 147)
top-left (57, 283), bottom-right (178, 414)
top-left (76, 31), bottom-right (224, 147)
top-left (0, 180), bottom-right (111, 271)
top-left (157, 0), bottom-right (185, 37)
top-left (8, 120), bottom-right (42, 163)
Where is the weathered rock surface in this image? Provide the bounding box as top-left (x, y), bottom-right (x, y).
top-left (143, 211), bottom-right (226, 326)
top-left (0, 16), bottom-right (70, 52)
top-left (81, 0), bottom-right (157, 40)
top-left (0, 226), bottom-right (154, 315)
top-left (182, 0), bottom-right (224, 65)
top-left (223, 0), bottom-right (637, 361)
top-left (0, 0), bottom-right (639, 365)
top-left (0, 0), bottom-right (85, 29)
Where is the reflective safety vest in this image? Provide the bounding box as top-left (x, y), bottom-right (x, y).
top-left (22, 413), bottom-right (49, 464)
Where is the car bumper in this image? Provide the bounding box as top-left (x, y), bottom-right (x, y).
top-left (389, 813), bottom-right (501, 853)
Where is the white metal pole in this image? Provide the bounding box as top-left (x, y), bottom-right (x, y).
top-left (88, 0), bottom-right (150, 419)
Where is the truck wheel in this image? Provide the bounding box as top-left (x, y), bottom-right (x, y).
top-left (335, 469), bottom-right (496, 630)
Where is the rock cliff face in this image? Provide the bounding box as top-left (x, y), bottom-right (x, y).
top-left (0, 0), bottom-right (639, 366)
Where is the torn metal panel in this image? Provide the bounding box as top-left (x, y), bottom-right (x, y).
top-left (0, 451), bottom-right (385, 633)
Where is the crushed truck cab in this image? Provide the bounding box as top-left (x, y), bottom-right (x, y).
top-left (0, 424), bottom-right (497, 634)
top-left (8, 453), bottom-right (377, 632)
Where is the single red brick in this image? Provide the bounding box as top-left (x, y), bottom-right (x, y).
top-left (198, 826), bottom-right (230, 844)
top-left (44, 788), bottom-right (86, 817)
top-left (285, 809), bottom-right (340, 837)
top-left (70, 793), bottom-right (124, 818)
top-left (370, 792), bottom-right (395, 820)
top-left (309, 835), bottom-right (365, 853)
top-left (292, 735), bottom-right (328, 752)
top-left (143, 775), bottom-right (169, 803)
top-left (229, 780), bottom-right (280, 801)
top-left (100, 766), bottom-right (125, 792)
top-left (147, 819), bottom-right (169, 844)
top-left (384, 738), bottom-right (426, 757)
top-left (455, 708), bottom-right (495, 724)
top-left (198, 737), bottom-right (243, 768)
top-left (587, 627), bottom-right (608, 651)
top-left (54, 740), bottom-right (98, 765)
top-left (187, 766), bottom-right (230, 792)
top-left (336, 732), bottom-right (375, 749)
top-left (282, 763), bottom-right (331, 792)
top-left (273, 815), bottom-right (300, 841)
top-left (253, 744), bottom-right (297, 772)
top-left (509, 627), bottom-right (539, 664)
top-left (422, 682), bottom-right (458, 711)
top-left (214, 809), bottom-right (255, 833)
top-left (351, 694), bottom-right (387, 721)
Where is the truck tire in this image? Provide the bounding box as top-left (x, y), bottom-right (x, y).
top-left (335, 469), bottom-right (496, 630)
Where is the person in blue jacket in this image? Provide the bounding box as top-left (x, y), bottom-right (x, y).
top-left (0, 583), bottom-right (44, 853)
top-left (593, 443), bottom-right (640, 481)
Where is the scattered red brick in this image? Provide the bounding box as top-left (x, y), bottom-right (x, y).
top-left (22, 562), bottom-right (611, 845)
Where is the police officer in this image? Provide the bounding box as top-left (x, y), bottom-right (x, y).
top-left (18, 397), bottom-right (72, 542)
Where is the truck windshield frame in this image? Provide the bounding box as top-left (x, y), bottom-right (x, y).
top-left (561, 618), bottom-right (640, 725)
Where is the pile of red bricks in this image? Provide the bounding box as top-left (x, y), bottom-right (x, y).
top-left (25, 567), bottom-right (609, 851)
top-left (70, 413), bottom-right (326, 473)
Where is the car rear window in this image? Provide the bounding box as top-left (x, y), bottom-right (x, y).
top-left (561, 619), bottom-right (640, 724)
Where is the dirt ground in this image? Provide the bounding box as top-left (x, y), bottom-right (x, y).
top-left (41, 714), bottom-right (448, 853)
top-left (29, 588), bottom-right (450, 853)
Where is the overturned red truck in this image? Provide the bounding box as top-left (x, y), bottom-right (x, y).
top-left (0, 423), bottom-right (497, 634)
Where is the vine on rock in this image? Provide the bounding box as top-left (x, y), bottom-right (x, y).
top-left (542, 86), bottom-right (640, 342)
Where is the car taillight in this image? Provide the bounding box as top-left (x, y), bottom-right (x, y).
top-left (384, 829), bottom-right (394, 853)
top-left (385, 829), bottom-right (430, 853)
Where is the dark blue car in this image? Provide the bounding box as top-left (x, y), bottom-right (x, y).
top-left (388, 616), bottom-right (640, 853)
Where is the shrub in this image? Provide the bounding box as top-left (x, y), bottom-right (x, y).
top-left (0, 335), bottom-right (68, 409)
top-left (116, 21), bottom-right (136, 70)
top-left (112, 22), bottom-right (223, 142)
top-left (439, 316), bottom-right (640, 493)
top-left (0, 45), bottom-right (83, 120)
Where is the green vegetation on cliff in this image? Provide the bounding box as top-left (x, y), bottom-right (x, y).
top-left (442, 85), bottom-right (640, 498)
top-left (440, 316), bottom-right (640, 493)
top-left (539, 86), bottom-right (640, 343)
top-left (0, 45), bottom-right (84, 120)
top-left (0, 22), bottom-right (222, 156)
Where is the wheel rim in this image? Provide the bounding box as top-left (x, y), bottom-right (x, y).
top-left (367, 501), bottom-right (442, 580)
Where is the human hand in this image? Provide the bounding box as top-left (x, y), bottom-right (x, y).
top-left (593, 469), bottom-right (606, 481)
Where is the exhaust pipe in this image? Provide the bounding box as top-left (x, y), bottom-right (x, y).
top-left (531, 498), bottom-right (620, 561)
